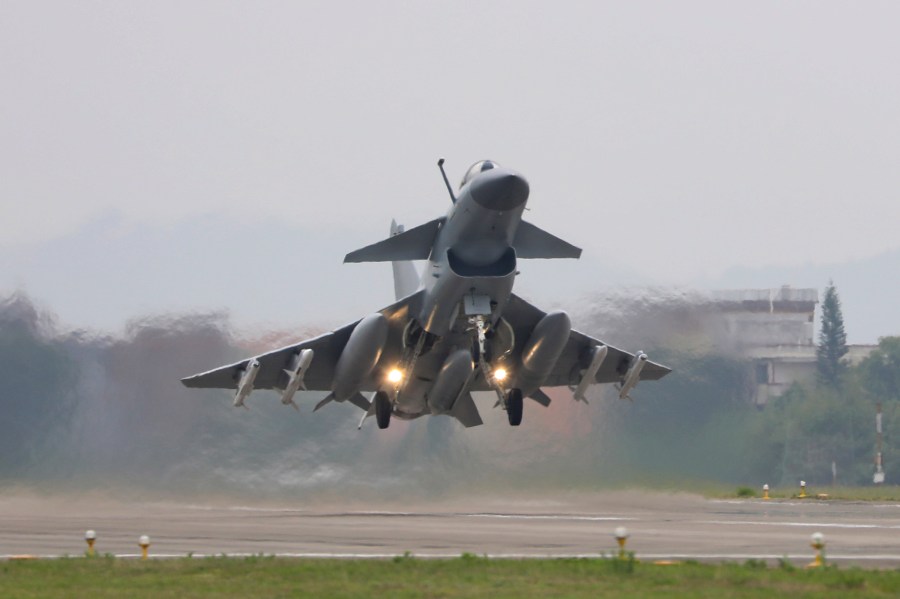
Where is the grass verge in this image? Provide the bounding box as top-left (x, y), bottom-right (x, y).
top-left (718, 485), bottom-right (900, 501)
top-left (2, 555), bottom-right (899, 598)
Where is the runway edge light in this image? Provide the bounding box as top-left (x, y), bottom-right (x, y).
top-left (807, 532), bottom-right (825, 568)
top-left (763, 484), bottom-right (770, 500)
top-left (139, 535), bottom-right (150, 560)
top-left (84, 530), bottom-right (96, 557)
top-left (614, 526), bottom-right (629, 560)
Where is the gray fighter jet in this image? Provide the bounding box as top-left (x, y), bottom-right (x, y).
top-left (182, 160), bottom-right (670, 428)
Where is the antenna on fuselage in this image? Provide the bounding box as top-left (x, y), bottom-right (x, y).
top-left (437, 158), bottom-right (457, 204)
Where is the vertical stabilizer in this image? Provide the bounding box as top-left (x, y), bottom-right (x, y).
top-left (390, 220), bottom-right (421, 300)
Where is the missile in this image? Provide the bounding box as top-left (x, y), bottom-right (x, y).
top-left (572, 344), bottom-right (608, 402)
top-left (233, 359), bottom-right (261, 408)
top-left (618, 351), bottom-right (648, 400)
top-left (280, 349), bottom-right (314, 410)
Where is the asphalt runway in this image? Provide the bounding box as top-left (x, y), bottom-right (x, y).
top-left (2, 490), bottom-right (899, 566)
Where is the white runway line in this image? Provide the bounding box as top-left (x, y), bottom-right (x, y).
top-left (6, 552), bottom-right (900, 562)
top-left (637, 554), bottom-right (900, 562)
top-left (700, 519), bottom-right (900, 530)
top-left (468, 514), bottom-right (636, 522)
top-left (178, 505), bottom-right (308, 514)
top-left (174, 507), bottom-right (637, 522)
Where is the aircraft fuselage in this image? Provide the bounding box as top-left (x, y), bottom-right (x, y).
top-left (419, 166), bottom-right (529, 336)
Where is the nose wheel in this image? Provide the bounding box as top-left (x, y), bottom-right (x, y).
top-left (506, 388), bottom-right (523, 426)
top-left (374, 390), bottom-right (392, 429)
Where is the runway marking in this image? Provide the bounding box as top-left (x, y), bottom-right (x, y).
top-left (178, 506), bottom-right (636, 522)
top-left (5, 552), bottom-right (900, 562)
top-left (637, 554), bottom-right (900, 562)
top-left (710, 499), bottom-right (900, 508)
top-left (179, 505), bottom-right (308, 514)
top-left (468, 514), bottom-right (635, 522)
top-left (700, 520), bottom-right (900, 530)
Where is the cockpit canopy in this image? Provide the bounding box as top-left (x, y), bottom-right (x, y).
top-left (459, 160), bottom-right (499, 189)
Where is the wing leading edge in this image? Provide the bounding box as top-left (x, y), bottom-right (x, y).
top-left (180, 291), bottom-right (424, 393)
top-left (502, 293), bottom-right (671, 389)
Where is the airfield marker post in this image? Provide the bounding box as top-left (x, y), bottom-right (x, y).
top-left (799, 480), bottom-right (807, 498)
top-left (762, 484), bottom-right (770, 500)
top-left (84, 530), bottom-right (96, 557)
top-left (807, 532), bottom-right (825, 568)
top-left (139, 535), bottom-right (150, 560)
top-left (875, 402), bottom-right (885, 484)
top-left (614, 526), bottom-right (629, 560)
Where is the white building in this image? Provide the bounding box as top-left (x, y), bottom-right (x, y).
top-left (708, 287), bottom-right (874, 405)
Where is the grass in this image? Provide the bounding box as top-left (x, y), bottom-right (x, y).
top-left (734, 485), bottom-right (900, 501)
top-left (2, 555), bottom-right (900, 598)
top-left (657, 482), bottom-right (900, 501)
top-left (537, 478), bottom-right (900, 502)
top-left (735, 486), bottom-right (757, 498)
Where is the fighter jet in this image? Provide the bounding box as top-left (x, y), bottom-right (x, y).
top-left (182, 160), bottom-right (670, 428)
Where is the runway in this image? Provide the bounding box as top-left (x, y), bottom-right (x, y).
top-left (2, 490), bottom-right (899, 566)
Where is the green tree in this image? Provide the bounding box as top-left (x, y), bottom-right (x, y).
top-left (857, 336), bottom-right (900, 402)
top-left (817, 281), bottom-right (848, 387)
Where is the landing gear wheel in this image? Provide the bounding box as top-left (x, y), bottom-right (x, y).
top-left (506, 388), bottom-right (523, 426)
top-left (375, 390), bottom-right (392, 429)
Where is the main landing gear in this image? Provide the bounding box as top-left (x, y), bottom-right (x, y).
top-left (374, 390), bottom-right (392, 429)
top-left (505, 388), bottom-right (523, 426)
top-left (469, 313), bottom-right (525, 427)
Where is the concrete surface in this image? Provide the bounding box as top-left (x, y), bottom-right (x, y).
top-left (2, 490), bottom-right (898, 565)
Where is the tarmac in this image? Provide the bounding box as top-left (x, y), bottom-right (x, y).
top-left (2, 490), bottom-right (899, 566)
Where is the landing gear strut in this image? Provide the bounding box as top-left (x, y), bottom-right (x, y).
top-left (506, 388), bottom-right (523, 426)
top-left (374, 390), bottom-right (392, 429)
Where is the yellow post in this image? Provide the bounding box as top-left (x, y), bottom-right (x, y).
top-left (139, 535), bottom-right (150, 560)
top-left (799, 480), bottom-right (807, 498)
top-left (763, 484), bottom-right (770, 500)
top-left (85, 530), bottom-right (96, 557)
top-left (614, 526), bottom-right (629, 560)
top-left (807, 532), bottom-right (825, 568)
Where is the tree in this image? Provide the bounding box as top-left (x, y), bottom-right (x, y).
top-left (857, 336), bottom-right (900, 402)
top-left (817, 280), bottom-right (848, 387)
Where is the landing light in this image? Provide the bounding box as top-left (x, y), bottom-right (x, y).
top-left (493, 368), bottom-right (508, 382)
top-left (387, 368), bottom-right (404, 384)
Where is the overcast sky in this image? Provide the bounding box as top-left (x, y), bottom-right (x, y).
top-left (2, 1), bottom-right (899, 339)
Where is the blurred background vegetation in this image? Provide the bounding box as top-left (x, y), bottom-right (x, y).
top-left (0, 289), bottom-right (896, 496)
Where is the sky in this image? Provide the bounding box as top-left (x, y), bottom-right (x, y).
top-left (2, 1), bottom-right (899, 341)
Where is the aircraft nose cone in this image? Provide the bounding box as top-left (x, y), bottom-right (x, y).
top-left (470, 169), bottom-right (529, 211)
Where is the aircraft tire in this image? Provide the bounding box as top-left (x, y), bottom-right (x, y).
top-left (375, 390), bottom-right (392, 429)
top-left (506, 388), bottom-right (523, 426)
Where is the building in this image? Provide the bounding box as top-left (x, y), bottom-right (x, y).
top-left (708, 287), bottom-right (875, 405)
